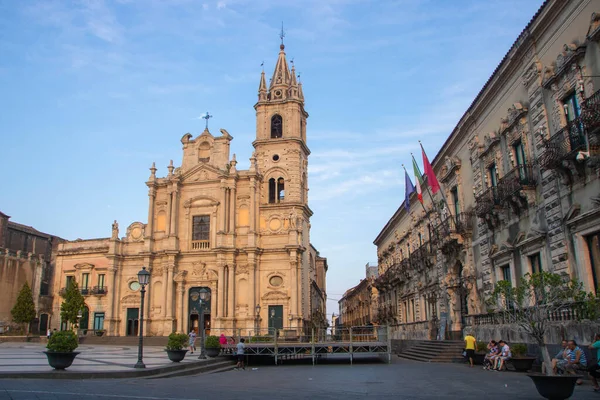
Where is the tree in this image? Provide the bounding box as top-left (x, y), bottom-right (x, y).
top-left (60, 280), bottom-right (85, 329)
top-left (11, 282), bottom-right (36, 335)
top-left (487, 271), bottom-right (599, 376)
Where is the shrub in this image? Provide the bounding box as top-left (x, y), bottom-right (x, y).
top-left (249, 334), bottom-right (273, 343)
top-left (476, 341), bottom-right (488, 353)
top-left (46, 330), bottom-right (78, 353)
top-left (166, 333), bottom-right (188, 351)
top-left (511, 343), bottom-right (527, 357)
top-left (205, 335), bottom-right (220, 349)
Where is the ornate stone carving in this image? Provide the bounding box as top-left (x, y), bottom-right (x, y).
top-left (126, 222), bottom-right (145, 242)
top-left (261, 290), bottom-right (290, 300)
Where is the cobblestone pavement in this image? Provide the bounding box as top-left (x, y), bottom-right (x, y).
top-left (0, 357), bottom-right (598, 399)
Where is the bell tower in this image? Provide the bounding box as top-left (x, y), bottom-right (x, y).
top-left (254, 40), bottom-right (309, 207)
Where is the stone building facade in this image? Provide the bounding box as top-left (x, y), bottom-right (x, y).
top-left (0, 211), bottom-right (63, 333)
top-left (373, 0), bottom-right (600, 342)
top-left (339, 264), bottom-right (378, 327)
top-left (50, 43), bottom-right (327, 337)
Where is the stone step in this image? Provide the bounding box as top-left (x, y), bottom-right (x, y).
top-left (396, 341), bottom-right (467, 364)
top-left (146, 359), bottom-right (234, 379)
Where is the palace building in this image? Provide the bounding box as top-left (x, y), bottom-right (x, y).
top-left (50, 42), bottom-right (328, 337)
top-left (373, 0), bottom-right (600, 343)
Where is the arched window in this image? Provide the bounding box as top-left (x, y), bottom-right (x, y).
top-left (271, 115), bottom-right (283, 138)
top-left (268, 178), bottom-right (276, 203)
top-left (268, 177), bottom-right (285, 203)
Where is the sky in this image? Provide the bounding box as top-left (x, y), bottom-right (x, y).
top-left (0, 0), bottom-right (545, 320)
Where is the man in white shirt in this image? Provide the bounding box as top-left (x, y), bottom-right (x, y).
top-left (235, 338), bottom-right (246, 370)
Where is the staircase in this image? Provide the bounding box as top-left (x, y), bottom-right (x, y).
top-left (397, 340), bottom-right (465, 363)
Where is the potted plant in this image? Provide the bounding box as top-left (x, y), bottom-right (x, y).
top-left (509, 343), bottom-right (536, 372)
top-left (488, 272), bottom-right (597, 400)
top-left (44, 330), bottom-right (80, 369)
top-left (95, 329), bottom-right (105, 337)
top-left (165, 332), bottom-right (189, 362)
top-left (473, 341), bottom-right (487, 365)
top-left (204, 335), bottom-right (221, 357)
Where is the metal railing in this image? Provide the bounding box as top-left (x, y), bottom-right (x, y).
top-left (540, 116), bottom-right (587, 170)
top-left (437, 212), bottom-right (475, 237)
top-left (475, 186), bottom-right (501, 218)
top-left (191, 240), bottom-right (210, 250)
top-left (469, 302), bottom-right (591, 326)
top-left (91, 286), bottom-right (107, 295)
top-left (582, 89), bottom-right (600, 132)
top-left (497, 164), bottom-right (537, 203)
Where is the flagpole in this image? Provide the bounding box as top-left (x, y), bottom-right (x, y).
top-left (403, 164), bottom-right (429, 216)
top-left (418, 141), bottom-right (455, 226)
top-left (411, 153), bottom-right (439, 215)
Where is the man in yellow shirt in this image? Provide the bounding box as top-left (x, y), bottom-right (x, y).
top-left (464, 332), bottom-right (477, 368)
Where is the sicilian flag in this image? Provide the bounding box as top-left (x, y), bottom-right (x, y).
top-left (404, 171), bottom-right (415, 210)
top-left (412, 157), bottom-right (424, 204)
top-left (421, 146), bottom-right (441, 194)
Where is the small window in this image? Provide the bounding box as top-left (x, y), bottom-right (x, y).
top-left (586, 232), bottom-right (600, 294)
top-left (563, 92), bottom-right (580, 123)
top-left (529, 253), bottom-right (542, 274)
top-left (277, 178), bottom-right (285, 201)
top-left (268, 178), bottom-right (276, 203)
top-left (488, 163), bottom-right (498, 187)
top-left (271, 115), bottom-right (283, 138)
top-left (513, 140), bottom-right (526, 167)
top-left (451, 186), bottom-right (460, 216)
top-left (272, 154), bottom-right (280, 162)
top-left (98, 274), bottom-right (105, 288)
top-left (94, 312), bottom-right (105, 331)
top-left (82, 273), bottom-right (90, 289)
top-left (501, 265), bottom-right (511, 284)
top-left (66, 275), bottom-right (75, 288)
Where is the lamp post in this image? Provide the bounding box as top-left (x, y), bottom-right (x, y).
top-left (134, 266), bottom-right (150, 369)
top-left (197, 288), bottom-right (210, 360)
top-left (255, 304), bottom-right (261, 335)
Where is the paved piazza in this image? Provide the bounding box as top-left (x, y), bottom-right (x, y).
top-left (0, 358), bottom-right (599, 399)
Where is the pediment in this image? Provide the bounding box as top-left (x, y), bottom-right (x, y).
top-left (183, 195), bottom-right (220, 209)
top-left (181, 164), bottom-right (225, 183)
top-left (261, 290), bottom-right (290, 300)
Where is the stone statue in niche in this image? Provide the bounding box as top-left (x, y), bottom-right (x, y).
top-left (111, 220), bottom-right (119, 240)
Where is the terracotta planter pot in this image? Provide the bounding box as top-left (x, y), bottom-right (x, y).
top-left (166, 349), bottom-right (188, 362)
top-left (527, 374), bottom-right (581, 400)
top-left (205, 347), bottom-right (220, 358)
top-left (44, 351), bottom-right (80, 370)
top-left (511, 357), bottom-right (536, 372)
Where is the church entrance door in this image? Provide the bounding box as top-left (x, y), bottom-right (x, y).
top-left (268, 305), bottom-right (283, 335)
top-left (126, 308), bottom-right (139, 336)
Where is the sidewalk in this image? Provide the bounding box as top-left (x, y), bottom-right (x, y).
top-left (0, 342), bottom-right (223, 378)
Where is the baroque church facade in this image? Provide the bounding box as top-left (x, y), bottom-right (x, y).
top-left (50, 43), bottom-right (328, 337)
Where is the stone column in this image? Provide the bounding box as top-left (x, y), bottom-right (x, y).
top-left (217, 265), bottom-right (225, 317)
top-left (161, 265), bottom-right (168, 317)
top-left (229, 186), bottom-right (236, 233)
top-left (177, 284), bottom-right (185, 333)
top-left (147, 187), bottom-right (156, 234)
top-left (249, 179), bottom-right (256, 232)
top-left (166, 264), bottom-right (174, 320)
top-left (32, 254), bottom-right (43, 312)
top-left (166, 190), bottom-right (172, 236)
top-left (248, 259), bottom-right (256, 320)
top-left (227, 264), bottom-right (235, 318)
top-left (290, 253), bottom-right (298, 325)
top-left (170, 187), bottom-right (179, 236)
top-left (220, 183), bottom-right (227, 232)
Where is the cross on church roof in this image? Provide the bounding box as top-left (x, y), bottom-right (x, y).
top-left (279, 22), bottom-right (285, 45)
top-left (202, 112), bottom-right (212, 130)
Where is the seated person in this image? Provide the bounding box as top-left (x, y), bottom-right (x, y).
top-left (484, 340), bottom-right (499, 370)
top-left (550, 340), bottom-right (570, 375)
top-left (494, 340), bottom-right (511, 371)
top-left (588, 334), bottom-right (600, 392)
top-left (564, 340), bottom-right (587, 385)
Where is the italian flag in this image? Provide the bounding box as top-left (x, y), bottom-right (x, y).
top-left (412, 157), bottom-right (424, 204)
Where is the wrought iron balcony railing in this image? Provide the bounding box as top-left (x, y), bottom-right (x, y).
top-left (475, 186), bottom-right (501, 218)
top-left (582, 89), bottom-right (600, 132)
top-left (80, 287), bottom-right (90, 296)
top-left (540, 116), bottom-right (587, 170)
top-left (92, 286), bottom-right (108, 295)
top-left (497, 164), bottom-right (537, 203)
top-left (438, 212), bottom-right (475, 237)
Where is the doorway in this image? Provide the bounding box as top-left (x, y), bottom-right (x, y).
top-left (268, 305), bottom-right (283, 335)
top-left (39, 314), bottom-right (49, 334)
top-left (126, 308), bottom-right (139, 336)
top-left (80, 306), bottom-right (89, 331)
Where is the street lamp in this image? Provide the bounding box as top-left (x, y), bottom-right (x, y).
top-left (255, 304), bottom-right (261, 335)
top-left (197, 288), bottom-right (210, 360)
top-left (134, 266), bottom-right (150, 369)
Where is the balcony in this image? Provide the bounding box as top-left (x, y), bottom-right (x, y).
top-left (191, 240), bottom-right (210, 250)
top-left (409, 242), bottom-right (433, 271)
top-left (438, 212), bottom-right (475, 237)
top-left (475, 186), bottom-right (501, 218)
top-left (80, 287), bottom-right (90, 296)
top-left (581, 89), bottom-right (600, 133)
top-left (539, 116), bottom-right (587, 171)
top-left (92, 286), bottom-right (108, 295)
top-left (496, 164), bottom-right (537, 212)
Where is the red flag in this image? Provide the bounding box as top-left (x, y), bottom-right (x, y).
top-left (421, 147), bottom-right (440, 194)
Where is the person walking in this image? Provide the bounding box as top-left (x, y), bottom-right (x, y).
top-left (188, 329), bottom-right (197, 354)
top-left (46, 329), bottom-right (52, 339)
top-left (464, 331), bottom-right (477, 368)
top-left (235, 338), bottom-right (246, 370)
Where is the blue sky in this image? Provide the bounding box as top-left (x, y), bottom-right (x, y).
top-left (0, 0), bottom-right (544, 319)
